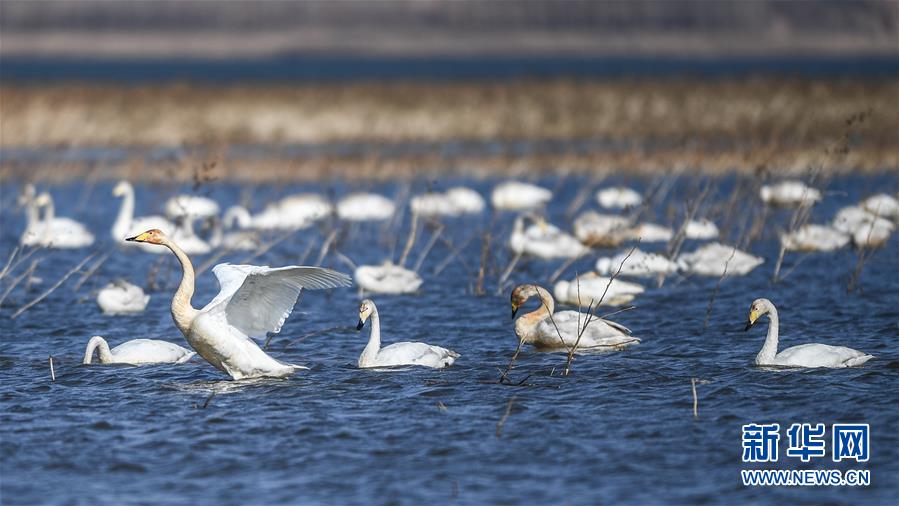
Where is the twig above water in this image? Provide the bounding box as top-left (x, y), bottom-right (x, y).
top-left (12, 252), bottom-right (96, 319)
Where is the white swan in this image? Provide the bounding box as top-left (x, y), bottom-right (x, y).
top-left (96, 280), bottom-right (150, 314)
top-left (596, 248), bottom-right (678, 277)
top-left (684, 219), bottom-right (720, 239)
top-left (677, 242), bottom-right (763, 277)
top-left (861, 193), bottom-right (899, 220)
top-left (112, 181), bottom-right (175, 252)
top-left (410, 187), bottom-right (485, 217)
top-left (553, 273), bottom-right (645, 307)
top-left (512, 284), bottom-right (640, 350)
top-left (33, 193), bottom-right (95, 248)
top-left (164, 194), bottom-right (220, 220)
top-left (832, 206), bottom-right (894, 248)
top-left (760, 181), bottom-right (822, 207)
top-left (83, 335), bottom-right (195, 365)
top-left (355, 261), bottom-right (422, 294)
top-left (19, 185), bottom-right (45, 247)
top-left (510, 214), bottom-right (589, 259)
top-left (206, 216), bottom-right (259, 251)
top-left (251, 194), bottom-right (333, 230)
top-left (596, 187), bottom-right (642, 209)
top-left (491, 181), bottom-right (552, 211)
top-left (629, 222), bottom-right (673, 242)
top-left (781, 224), bottom-right (849, 252)
top-left (572, 211), bottom-right (632, 247)
top-left (356, 299), bottom-right (459, 369)
top-left (745, 298), bottom-right (873, 368)
top-left (125, 229), bottom-right (352, 379)
top-left (336, 193), bottom-right (396, 221)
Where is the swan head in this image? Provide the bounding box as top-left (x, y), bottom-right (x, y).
top-left (126, 228), bottom-right (166, 245)
top-left (745, 298), bottom-right (773, 331)
top-left (34, 193), bottom-right (51, 208)
top-left (357, 299), bottom-right (375, 330)
top-left (511, 284), bottom-right (537, 318)
top-left (112, 181), bottom-right (130, 197)
top-left (17, 184), bottom-right (36, 207)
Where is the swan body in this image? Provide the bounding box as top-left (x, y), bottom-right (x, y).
top-left (251, 194), bottom-right (333, 230)
top-left (684, 219), bottom-right (719, 239)
top-left (125, 229), bottom-right (352, 379)
top-left (410, 187), bottom-right (485, 217)
top-left (356, 299), bottom-right (459, 368)
top-left (553, 273), bottom-right (644, 307)
top-left (596, 248), bottom-right (678, 277)
top-left (96, 280), bottom-right (150, 314)
top-left (572, 211), bottom-right (632, 247)
top-left (164, 194), bottom-right (220, 220)
top-left (355, 262), bottom-right (422, 294)
top-left (32, 193), bottom-right (95, 248)
top-left (207, 216), bottom-right (259, 251)
top-left (112, 181), bottom-right (176, 252)
top-left (596, 187), bottom-right (642, 209)
top-left (832, 206), bottom-right (894, 247)
top-left (630, 223), bottom-right (673, 242)
top-left (510, 214), bottom-right (589, 259)
top-left (512, 284), bottom-right (639, 350)
top-left (861, 193), bottom-right (899, 220)
top-left (491, 181), bottom-right (552, 211)
top-left (781, 224), bottom-right (849, 252)
top-left (677, 242), bottom-right (763, 277)
top-left (83, 336), bottom-right (195, 365)
top-left (337, 193), bottom-right (396, 221)
top-left (760, 181), bottom-right (822, 207)
top-left (745, 298), bottom-right (872, 368)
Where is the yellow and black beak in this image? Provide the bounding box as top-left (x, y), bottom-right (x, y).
top-left (125, 231), bottom-right (152, 243)
top-left (744, 309), bottom-right (759, 331)
top-left (511, 302), bottom-right (519, 319)
top-left (356, 319), bottom-right (365, 331)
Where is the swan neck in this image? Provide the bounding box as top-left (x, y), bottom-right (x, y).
top-left (84, 336), bottom-right (113, 364)
top-left (42, 197), bottom-right (55, 224)
top-left (360, 306), bottom-right (381, 366)
top-left (24, 199), bottom-right (39, 231)
top-left (516, 285), bottom-right (555, 343)
top-left (113, 184), bottom-right (135, 238)
top-left (757, 304), bottom-right (780, 364)
top-left (163, 237), bottom-right (198, 335)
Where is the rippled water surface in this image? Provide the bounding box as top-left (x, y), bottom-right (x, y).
top-left (1, 173), bottom-right (897, 505)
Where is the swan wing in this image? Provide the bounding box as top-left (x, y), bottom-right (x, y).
top-left (775, 344), bottom-right (872, 368)
top-left (205, 263), bottom-right (352, 339)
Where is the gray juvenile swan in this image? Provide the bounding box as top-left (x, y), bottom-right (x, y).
top-left (745, 298), bottom-right (873, 368)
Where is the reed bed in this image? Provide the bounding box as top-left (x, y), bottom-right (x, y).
top-left (1, 78), bottom-right (897, 182)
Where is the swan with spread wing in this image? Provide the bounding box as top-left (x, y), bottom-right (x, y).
top-left (125, 229), bottom-right (352, 379)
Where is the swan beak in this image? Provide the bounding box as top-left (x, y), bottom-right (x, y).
top-left (356, 319), bottom-right (365, 331)
top-left (126, 231), bottom-right (151, 243)
top-left (745, 309), bottom-right (759, 331)
top-left (511, 303), bottom-right (519, 319)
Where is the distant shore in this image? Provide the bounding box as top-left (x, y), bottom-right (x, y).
top-left (1, 78), bottom-right (896, 181)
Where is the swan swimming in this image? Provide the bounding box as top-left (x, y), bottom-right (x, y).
top-left (745, 298), bottom-right (873, 368)
top-left (629, 223), bottom-right (674, 242)
top-left (676, 242), bottom-right (763, 277)
top-left (572, 211), bottom-right (632, 247)
top-left (510, 214), bottom-right (589, 259)
top-left (596, 187), bottom-right (642, 209)
top-left (861, 193), bottom-right (899, 221)
top-left (780, 224), bottom-right (849, 252)
top-left (410, 187), bottom-right (485, 217)
top-left (832, 205), bottom-right (894, 248)
top-left (125, 229), bottom-right (352, 379)
top-left (336, 193), bottom-right (396, 221)
top-left (96, 280), bottom-right (150, 315)
top-left (684, 219), bottom-right (719, 240)
top-left (491, 181), bottom-right (552, 211)
top-left (112, 181), bottom-right (176, 252)
top-left (356, 299), bottom-right (459, 369)
top-left (83, 336), bottom-right (195, 365)
top-left (33, 193), bottom-right (95, 248)
top-left (164, 194), bottom-right (220, 221)
top-left (595, 248), bottom-right (678, 277)
top-left (553, 273), bottom-right (645, 307)
top-left (511, 284), bottom-right (640, 350)
top-left (759, 181), bottom-right (822, 207)
top-left (354, 261), bottom-right (423, 294)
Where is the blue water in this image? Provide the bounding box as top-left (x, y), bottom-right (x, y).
top-left (2, 55), bottom-right (898, 83)
top-left (1, 173), bottom-right (898, 505)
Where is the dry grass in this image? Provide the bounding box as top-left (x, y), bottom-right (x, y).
top-left (1, 78), bottom-right (897, 181)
